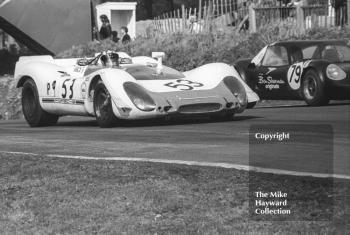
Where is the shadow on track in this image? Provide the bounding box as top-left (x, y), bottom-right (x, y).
top-left (255, 101), bottom-right (350, 109)
top-left (56, 115), bottom-right (262, 128)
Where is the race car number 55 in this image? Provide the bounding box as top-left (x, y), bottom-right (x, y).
top-left (164, 79), bottom-right (204, 91)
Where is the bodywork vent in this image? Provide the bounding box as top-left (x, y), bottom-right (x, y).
top-left (178, 103), bottom-right (222, 114)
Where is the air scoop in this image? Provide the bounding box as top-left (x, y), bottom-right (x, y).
top-left (152, 52), bottom-right (165, 75)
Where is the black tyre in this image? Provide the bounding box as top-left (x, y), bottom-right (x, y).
top-left (93, 82), bottom-right (117, 128)
top-left (301, 70), bottom-right (329, 106)
top-left (22, 79), bottom-right (59, 127)
top-left (247, 102), bottom-right (257, 109)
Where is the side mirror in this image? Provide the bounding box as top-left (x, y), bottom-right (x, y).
top-left (247, 63), bottom-right (256, 70)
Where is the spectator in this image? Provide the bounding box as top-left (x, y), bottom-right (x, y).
top-left (99, 15), bottom-right (112, 40)
top-left (121, 26), bottom-right (131, 44)
top-left (188, 15), bottom-right (196, 33)
top-left (111, 31), bottom-right (119, 43)
top-left (92, 26), bottom-right (99, 41)
top-left (332, 0), bottom-right (347, 26)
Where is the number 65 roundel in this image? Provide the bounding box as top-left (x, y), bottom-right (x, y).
top-left (287, 61), bottom-right (311, 90)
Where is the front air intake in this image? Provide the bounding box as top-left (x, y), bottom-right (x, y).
top-left (178, 103), bottom-right (222, 114)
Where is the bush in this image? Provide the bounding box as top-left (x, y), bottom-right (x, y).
top-left (0, 75), bottom-right (22, 120)
top-left (58, 25), bottom-right (350, 71)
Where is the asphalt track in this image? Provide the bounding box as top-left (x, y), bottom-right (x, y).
top-left (0, 103), bottom-right (349, 177)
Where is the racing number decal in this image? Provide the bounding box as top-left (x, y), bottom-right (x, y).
top-left (287, 62), bottom-right (304, 90)
top-left (69, 79), bottom-right (76, 99)
top-left (164, 79), bottom-right (204, 91)
top-left (288, 64), bottom-right (303, 89)
top-left (61, 79), bottom-right (69, 98)
top-left (287, 61), bottom-right (312, 90)
top-left (62, 79), bottom-right (76, 99)
top-left (73, 66), bottom-right (86, 73)
top-left (47, 81), bottom-right (57, 96)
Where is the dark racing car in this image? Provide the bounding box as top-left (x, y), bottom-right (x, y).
top-left (234, 40), bottom-right (350, 106)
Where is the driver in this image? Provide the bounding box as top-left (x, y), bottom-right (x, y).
top-left (100, 54), bottom-right (110, 67)
top-left (108, 51), bottom-right (119, 67)
top-left (100, 51), bottom-right (119, 67)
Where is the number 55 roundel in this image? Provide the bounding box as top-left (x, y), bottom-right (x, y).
top-left (287, 61), bottom-right (311, 90)
top-left (164, 79), bottom-right (204, 91)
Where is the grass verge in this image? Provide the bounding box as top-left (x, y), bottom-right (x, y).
top-left (0, 153), bottom-right (349, 234)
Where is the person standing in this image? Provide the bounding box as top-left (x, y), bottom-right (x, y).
top-left (332, 0), bottom-right (346, 26)
top-left (99, 15), bottom-right (112, 40)
top-left (111, 31), bottom-right (119, 43)
top-left (120, 26), bottom-right (131, 44)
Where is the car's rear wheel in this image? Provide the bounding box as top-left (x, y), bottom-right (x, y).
top-left (93, 82), bottom-right (117, 128)
top-left (301, 70), bottom-right (329, 106)
top-left (22, 79), bottom-right (59, 127)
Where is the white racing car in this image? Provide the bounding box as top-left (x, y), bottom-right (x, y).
top-left (15, 51), bottom-right (259, 127)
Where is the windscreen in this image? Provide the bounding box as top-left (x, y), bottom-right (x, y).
top-left (321, 45), bottom-right (350, 63)
top-left (125, 65), bottom-right (185, 80)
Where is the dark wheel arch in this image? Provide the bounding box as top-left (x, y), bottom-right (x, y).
top-left (17, 75), bottom-right (33, 88)
top-left (234, 64), bottom-right (257, 90)
top-left (247, 101), bottom-right (257, 109)
top-left (234, 65), bottom-right (248, 82)
top-left (93, 81), bottom-right (118, 128)
top-left (88, 75), bottom-right (102, 100)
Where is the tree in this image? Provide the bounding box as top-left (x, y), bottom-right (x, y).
top-left (144, 0), bottom-right (153, 18)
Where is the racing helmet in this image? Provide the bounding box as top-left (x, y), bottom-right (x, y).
top-left (108, 51), bottom-right (120, 66)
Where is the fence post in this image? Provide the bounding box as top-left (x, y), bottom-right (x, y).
top-left (348, 0), bottom-right (350, 25)
top-left (164, 13), bottom-right (169, 33)
top-left (177, 9), bottom-right (181, 32)
top-left (173, 10), bottom-right (177, 32)
top-left (0, 30), bottom-right (4, 49)
top-left (182, 5), bottom-right (186, 32)
top-left (296, 5), bottom-right (305, 32)
top-left (199, 0), bottom-right (202, 21)
top-left (249, 3), bottom-right (257, 33)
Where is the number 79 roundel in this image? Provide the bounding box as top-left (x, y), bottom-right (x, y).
top-left (287, 61), bottom-right (311, 90)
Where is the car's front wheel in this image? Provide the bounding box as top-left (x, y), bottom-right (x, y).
top-left (22, 79), bottom-right (59, 127)
top-left (301, 70), bottom-right (329, 106)
top-left (93, 82), bottom-right (117, 128)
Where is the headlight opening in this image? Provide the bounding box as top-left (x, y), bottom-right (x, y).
top-left (123, 82), bottom-right (156, 112)
top-left (223, 76), bottom-right (248, 107)
top-left (327, 64), bottom-right (346, 81)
